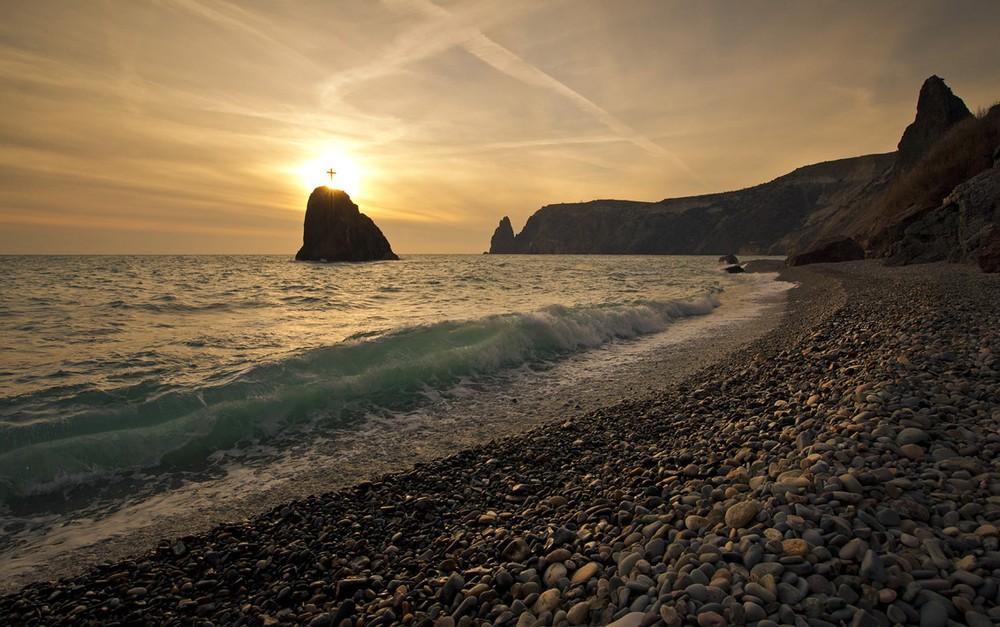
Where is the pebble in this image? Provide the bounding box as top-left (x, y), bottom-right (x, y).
top-left (725, 500), bottom-right (760, 529)
top-left (566, 600), bottom-right (590, 625)
top-left (919, 599), bottom-right (950, 627)
top-left (571, 562), bottom-right (600, 584)
top-left (697, 610), bottom-right (726, 627)
top-left (532, 589), bottom-right (561, 614)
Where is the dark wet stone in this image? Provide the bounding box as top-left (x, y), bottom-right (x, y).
top-left (860, 550), bottom-right (886, 582)
top-left (336, 578), bottom-right (370, 600)
top-left (919, 599), bottom-right (950, 627)
top-left (452, 596), bottom-right (479, 621)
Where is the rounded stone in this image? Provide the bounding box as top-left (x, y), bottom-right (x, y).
top-left (571, 562), bottom-right (600, 584)
top-left (725, 500), bottom-right (760, 529)
top-left (546, 548), bottom-right (572, 563)
top-left (532, 588), bottom-right (561, 614)
top-left (566, 601), bottom-right (591, 625)
top-left (919, 599), bottom-right (950, 627)
top-left (686, 583), bottom-right (710, 603)
top-left (897, 427), bottom-right (928, 445)
top-left (697, 610), bottom-right (726, 627)
top-left (743, 601), bottom-right (767, 622)
top-left (900, 444), bottom-right (924, 460)
top-left (781, 539), bottom-right (809, 557)
top-left (543, 563), bottom-right (567, 588)
top-left (685, 515), bottom-right (709, 531)
top-left (744, 582), bottom-right (776, 604)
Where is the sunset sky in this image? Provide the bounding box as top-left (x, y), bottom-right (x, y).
top-left (1, 0), bottom-right (998, 254)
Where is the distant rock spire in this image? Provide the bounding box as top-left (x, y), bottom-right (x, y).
top-left (489, 216), bottom-right (517, 253)
top-left (295, 187), bottom-right (398, 262)
top-left (895, 75), bottom-right (973, 174)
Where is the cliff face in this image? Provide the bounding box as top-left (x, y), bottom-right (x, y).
top-left (296, 187), bottom-right (399, 262)
top-left (489, 76), bottom-right (996, 262)
top-left (491, 153), bottom-right (894, 255)
top-left (886, 150), bottom-right (1000, 265)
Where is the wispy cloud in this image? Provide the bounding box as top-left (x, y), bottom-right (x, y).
top-left (162, 0), bottom-right (322, 73)
top-left (322, 0), bottom-right (698, 179)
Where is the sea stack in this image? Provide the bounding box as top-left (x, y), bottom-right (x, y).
top-left (488, 216), bottom-right (517, 253)
top-left (295, 187), bottom-right (399, 262)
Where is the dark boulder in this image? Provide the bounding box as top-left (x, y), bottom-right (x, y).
top-left (722, 264), bottom-right (744, 273)
top-left (295, 187), bottom-right (398, 262)
top-left (895, 75), bottom-right (972, 174)
top-left (785, 236), bottom-right (865, 267)
top-left (489, 216), bottom-right (517, 254)
top-left (718, 254), bottom-right (739, 264)
top-left (979, 228), bottom-right (1000, 273)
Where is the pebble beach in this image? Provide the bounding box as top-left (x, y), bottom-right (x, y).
top-left (3, 260), bottom-right (1000, 626)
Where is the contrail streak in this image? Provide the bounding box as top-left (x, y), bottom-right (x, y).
top-left (337, 0), bottom-right (697, 178)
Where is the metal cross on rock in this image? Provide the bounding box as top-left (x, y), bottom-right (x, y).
top-left (326, 169), bottom-right (336, 181)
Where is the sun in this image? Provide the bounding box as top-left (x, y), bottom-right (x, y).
top-left (295, 152), bottom-right (363, 197)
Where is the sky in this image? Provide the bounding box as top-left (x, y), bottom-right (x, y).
top-left (1, 0), bottom-right (998, 254)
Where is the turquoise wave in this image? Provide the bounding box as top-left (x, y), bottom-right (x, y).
top-left (0, 296), bottom-right (717, 502)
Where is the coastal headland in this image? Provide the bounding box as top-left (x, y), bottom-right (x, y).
top-left (3, 261), bottom-right (999, 626)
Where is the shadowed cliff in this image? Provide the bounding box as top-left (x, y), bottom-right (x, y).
top-left (489, 76), bottom-right (999, 265)
top-left (492, 153), bottom-right (894, 256)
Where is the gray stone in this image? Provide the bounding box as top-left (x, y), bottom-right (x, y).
top-left (897, 427), bottom-right (929, 445)
top-left (919, 599), bottom-right (950, 627)
top-left (860, 550), bottom-right (887, 582)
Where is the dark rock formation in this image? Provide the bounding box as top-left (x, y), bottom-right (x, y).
top-left (722, 265), bottom-right (745, 274)
top-left (486, 76), bottom-right (992, 264)
top-left (895, 76), bottom-right (973, 174)
top-left (718, 254), bottom-right (739, 264)
top-left (785, 236), bottom-right (865, 267)
top-left (978, 228), bottom-right (1000, 273)
top-left (886, 162), bottom-right (1000, 266)
top-left (295, 187), bottom-right (398, 262)
top-left (489, 217), bottom-right (517, 254)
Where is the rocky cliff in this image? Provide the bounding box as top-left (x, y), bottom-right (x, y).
top-left (295, 187), bottom-right (398, 262)
top-left (491, 153), bottom-right (894, 255)
top-left (488, 76), bottom-right (998, 263)
top-left (867, 102), bottom-right (1000, 264)
top-left (885, 144), bottom-right (1000, 265)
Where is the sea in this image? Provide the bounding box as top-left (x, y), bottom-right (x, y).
top-left (0, 254), bottom-right (789, 590)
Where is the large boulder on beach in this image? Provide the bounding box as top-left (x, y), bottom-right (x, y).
top-left (785, 236), bottom-right (865, 267)
top-left (295, 187), bottom-right (398, 262)
top-left (489, 216), bottom-right (517, 254)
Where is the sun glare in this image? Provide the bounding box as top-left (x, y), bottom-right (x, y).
top-left (295, 152), bottom-right (363, 197)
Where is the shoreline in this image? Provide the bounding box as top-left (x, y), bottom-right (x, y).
top-left (0, 266), bottom-right (793, 596)
top-left (5, 261), bottom-right (999, 626)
